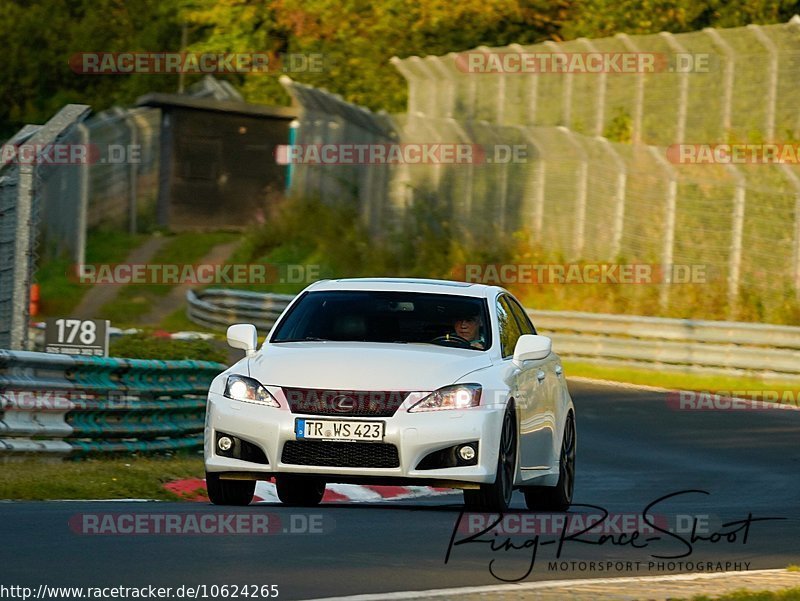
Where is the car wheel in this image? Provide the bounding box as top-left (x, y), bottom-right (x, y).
top-left (523, 412), bottom-right (575, 511)
top-left (275, 475), bottom-right (326, 506)
top-left (463, 403), bottom-right (516, 512)
top-left (206, 472), bottom-right (255, 506)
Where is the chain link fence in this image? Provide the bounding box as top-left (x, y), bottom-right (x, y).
top-left (0, 103), bottom-right (162, 349)
top-left (392, 18), bottom-right (800, 146)
top-left (379, 18), bottom-right (800, 323)
top-left (37, 106), bottom-right (161, 264)
top-left (0, 105), bottom-right (91, 350)
top-left (279, 76), bottom-right (399, 235)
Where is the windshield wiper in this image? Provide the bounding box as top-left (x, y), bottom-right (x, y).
top-left (273, 336), bottom-right (328, 343)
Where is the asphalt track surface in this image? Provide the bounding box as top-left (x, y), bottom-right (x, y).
top-left (2, 380), bottom-right (799, 600)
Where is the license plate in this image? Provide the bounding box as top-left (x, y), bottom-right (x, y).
top-left (295, 418), bottom-right (384, 442)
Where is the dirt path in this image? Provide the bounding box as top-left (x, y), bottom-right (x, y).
top-left (72, 236), bottom-right (168, 320)
top-left (138, 239), bottom-right (241, 327)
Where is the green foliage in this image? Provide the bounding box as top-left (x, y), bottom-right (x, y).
top-left (0, 0), bottom-right (183, 138)
top-left (3, 0), bottom-right (797, 136)
top-left (0, 457), bottom-right (204, 500)
top-left (109, 331), bottom-right (227, 362)
top-left (603, 108), bottom-right (633, 143)
top-left (97, 231), bottom-right (238, 325)
top-left (36, 231), bottom-right (145, 318)
top-left (560, 0), bottom-right (798, 39)
top-left (231, 194), bottom-right (521, 292)
top-left (566, 361), bottom-right (800, 401)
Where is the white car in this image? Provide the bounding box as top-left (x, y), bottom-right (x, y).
top-left (204, 278), bottom-right (576, 511)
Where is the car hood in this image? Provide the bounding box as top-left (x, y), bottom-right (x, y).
top-left (249, 342), bottom-right (492, 390)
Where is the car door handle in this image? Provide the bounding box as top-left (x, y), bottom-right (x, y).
top-left (536, 370), bottom-right (546, 382)
top-left (555, 365), bottom-right (563, 376)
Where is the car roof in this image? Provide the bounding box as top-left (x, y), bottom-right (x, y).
top-left (305, 277), bottom-right (504, 298)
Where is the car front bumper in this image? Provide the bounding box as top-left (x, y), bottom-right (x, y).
top-left (204, 391), bottom-right (504, 486)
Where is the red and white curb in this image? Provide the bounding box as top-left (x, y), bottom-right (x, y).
top-left (165, 478), bottom-right (460, 503)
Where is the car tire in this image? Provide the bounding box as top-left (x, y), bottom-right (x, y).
top-left (523, 412), bottom-right (575, 512)
top-left (275, 475), bottom-right (326, 506)
top-left (206, 472), bottom-right (255, 506)
top-left (463, 402), bottom-right (516, 512)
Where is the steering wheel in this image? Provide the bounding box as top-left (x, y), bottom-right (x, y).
top-left (429, 334), bottom-right (472, 349)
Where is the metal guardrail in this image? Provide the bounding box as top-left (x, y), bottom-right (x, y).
top-left (187, 288), bottom-right (800, 381)
top-left (186, 288), bottom-right (295, 332)
top-left (0, 350), bottom-right (225, 456)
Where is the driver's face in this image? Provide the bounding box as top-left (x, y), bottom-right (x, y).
top-left (454, 316), bottom-right (479, 341)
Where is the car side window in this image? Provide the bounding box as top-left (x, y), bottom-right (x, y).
top-left (496, 296), bottom-right (523, 358)
top-left (506, 296), bottom-right (536, 335)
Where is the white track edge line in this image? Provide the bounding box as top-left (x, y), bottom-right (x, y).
top-left (567, 376), bottom-right (800, 410)
top-left (302, 569), bottom-right (796, 601)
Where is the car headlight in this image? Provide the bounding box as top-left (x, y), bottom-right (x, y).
top-left (224, 375), bottom-right (280, 407)
top-left (408, 384), bottom-right (482, 413)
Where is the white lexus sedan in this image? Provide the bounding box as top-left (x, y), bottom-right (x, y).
top-left (204, 278), bottom-right (576, 511)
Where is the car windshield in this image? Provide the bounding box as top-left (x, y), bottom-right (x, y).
top-left (270, 291), bottom-right (491, 350)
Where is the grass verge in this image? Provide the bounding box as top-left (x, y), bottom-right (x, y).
top-left (36, 231), bottom-right (145, 318)
top-left (98, 231), bottom-right (239, 326)
top-left (686, 587), bottom-right (800, 600)
top-left (564, 360), bottom-right (800, 402)
top-left (0, 456), bottom-right (204, 501)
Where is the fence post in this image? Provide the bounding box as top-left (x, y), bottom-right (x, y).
top-left (509, 44), bottom-right (538, 125)
top-left (9, 105), bottom-right (90, 349)
top-left (514, 126), bottom-right (546, 240)
top-left (409, 56), bottom-right (437, 118)
top-left (781, 164), bottom-right (800, 301)
top-left (615, 33), bottom-right (644, 143)
top-left (11, 161), bottom-right (34, 350)
top-left (658, 32), bottom-right (689, 144)
top-left (117, 108), bottom-right (140, 235)
top-left (430, 56), bottom-right (458, 118)
top-left (724, 164), bottom-right (746, 319)
top-left (703, 27), bottom-right (735, 137)
top-left (447, 118), bottom-right (475, 221)
top-left (559, 127), bottom-right (588, 258)
top-left (791, 16), bottom-right (800, 138)
top-left (76, 122), bottom-right (90, 267)
top-left (648, 146), bottom-right (677, 310)
top-left (390, 57), bottom-right (420, 117)
top-left (473, 46), bottom-right (505, 124)
top-left (579, 38), bottom-right (606, 136)
top-left (747, 24), bottom-right (777, 141)
top-left (596, 137), bottom-right (627, 259)
top-left (545, 41), bottom-right (571, 128)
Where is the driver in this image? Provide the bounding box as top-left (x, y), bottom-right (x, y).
top-left (451, 312), bottom-right (485, 349)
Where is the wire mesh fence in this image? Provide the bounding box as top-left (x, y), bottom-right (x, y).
top-left (392, 17), bottom-right (800, 146)
top-left (280, 18), bottom-right (800, 323)
top-left (0, 105), bottom-right (91, 349)
top-left (279, 76), bottom-right (399, 234)
top-left (37, 106), bottom-right (161, 264)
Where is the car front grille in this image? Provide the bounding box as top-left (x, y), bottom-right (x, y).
top-left (281, 440), bottom-right (400, 468)
top-left (282, 388), bottom-right (407, 417)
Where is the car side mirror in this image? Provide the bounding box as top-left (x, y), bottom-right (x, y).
top-left (227, 324), bottom-right (258, 357)
top-left (513, 334), bottom-right (552, 365)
